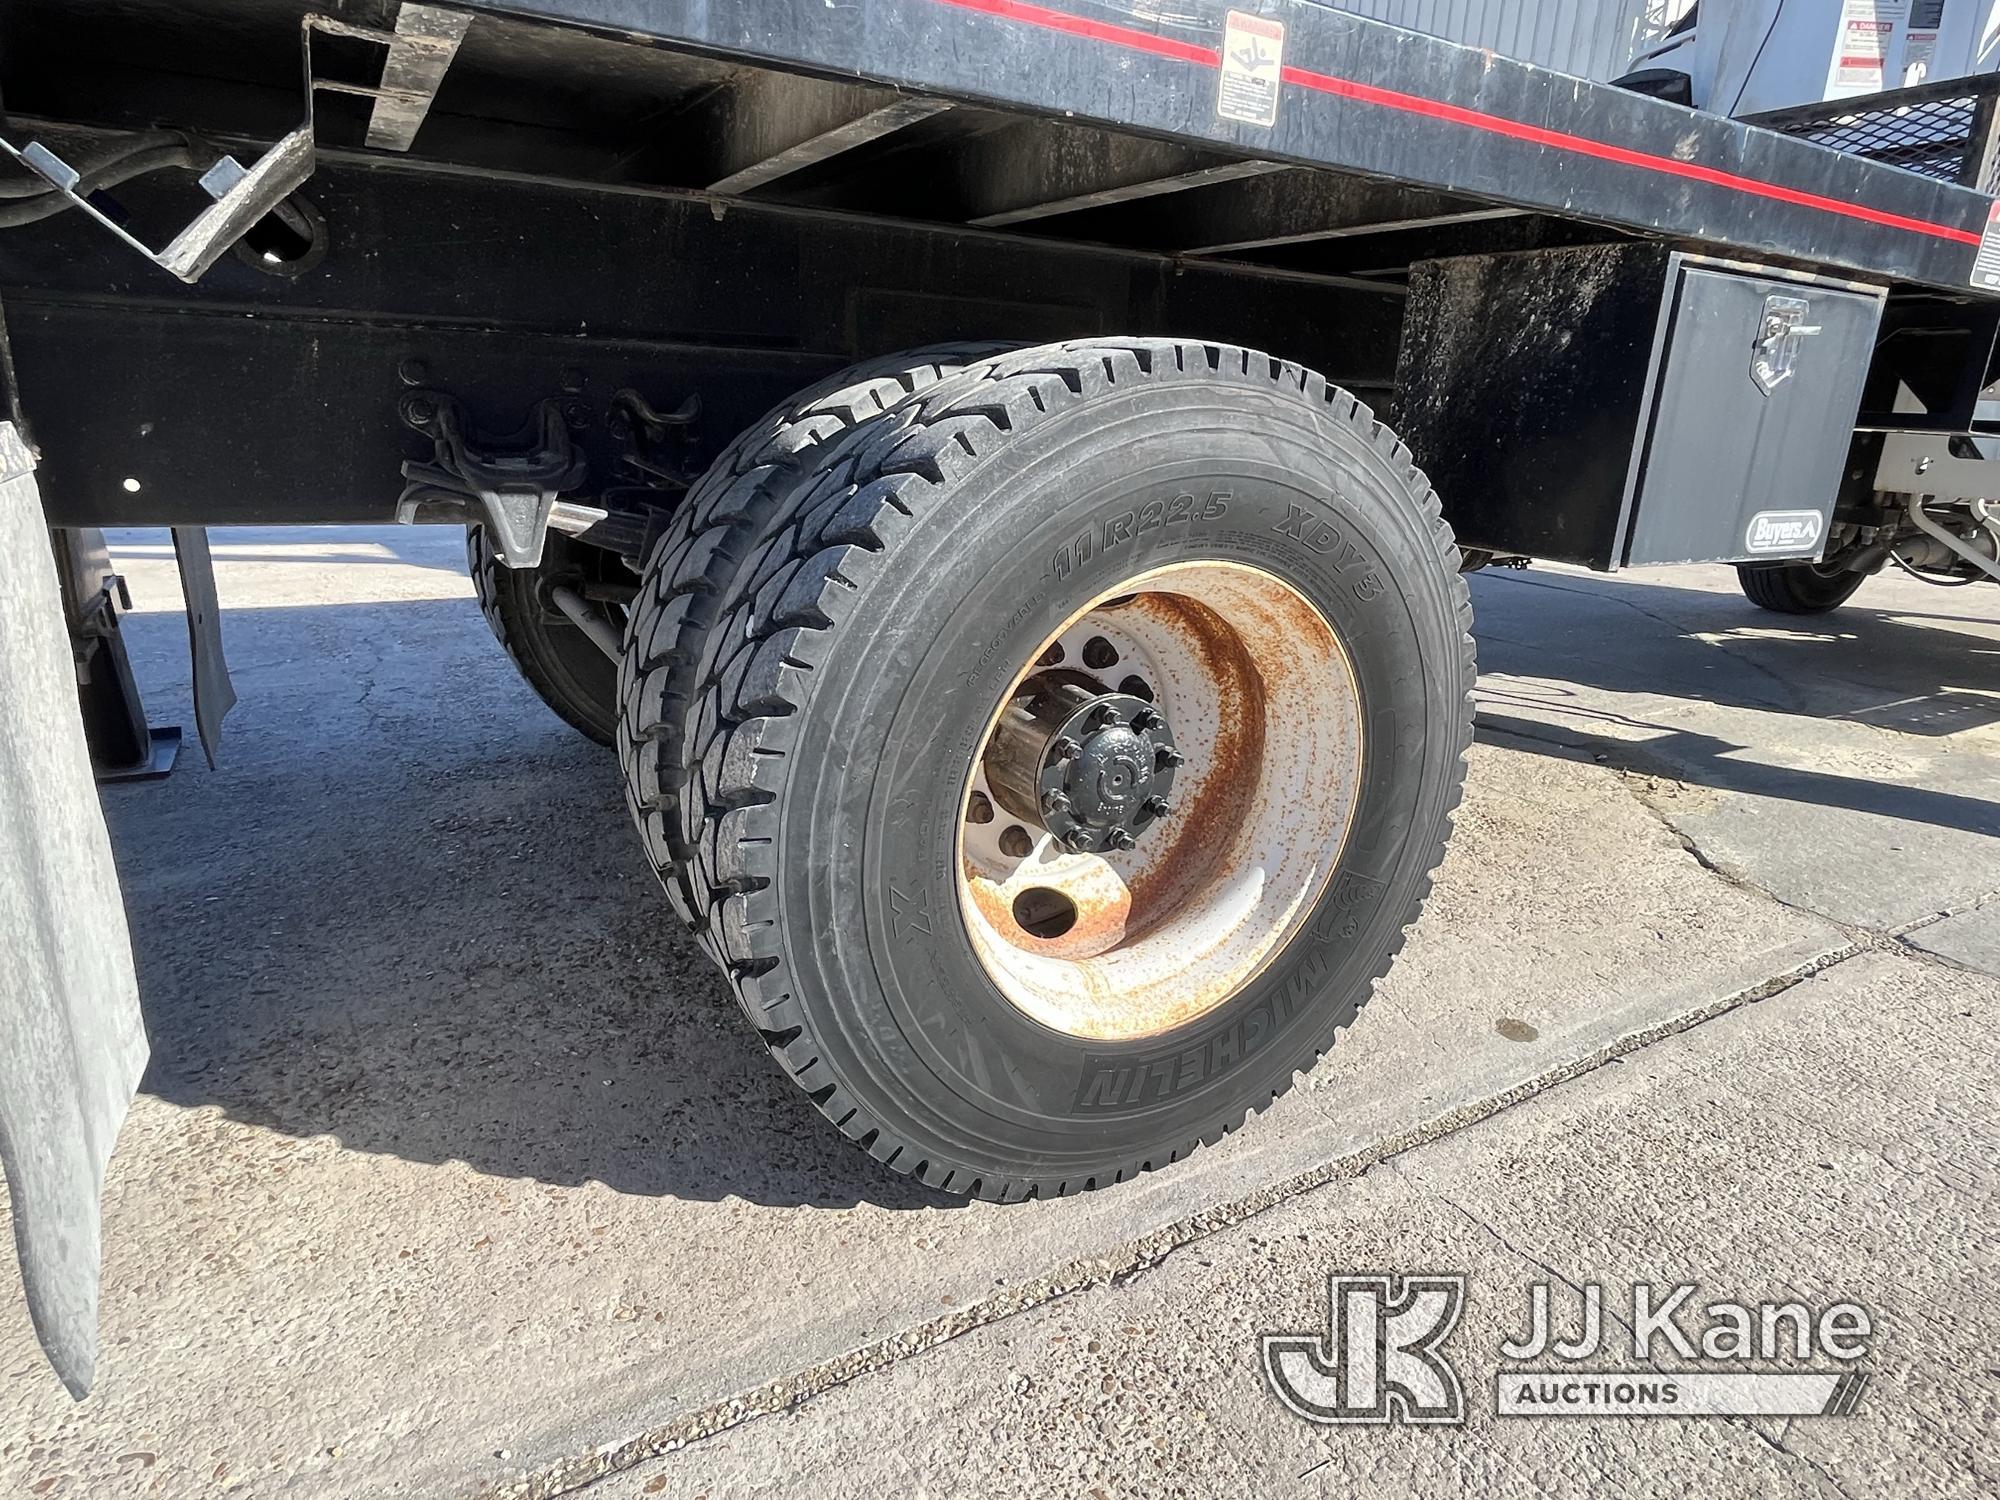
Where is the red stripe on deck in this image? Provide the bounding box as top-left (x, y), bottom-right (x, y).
top-left (1280, 63), bottom-right (1984, 247)
top-left (926, 0), bottom-right (1983, 247)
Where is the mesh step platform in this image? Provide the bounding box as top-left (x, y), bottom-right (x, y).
top-left (1750, 74), bottom-right (2000, 193)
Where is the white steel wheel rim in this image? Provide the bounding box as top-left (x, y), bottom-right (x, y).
top-left (956, 561), bottom-right (1365, 1042)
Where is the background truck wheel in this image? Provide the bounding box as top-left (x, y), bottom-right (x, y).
top-left (617, 343), bottom-right (1004, 931)
top-left (467, 524), bottom-right (626, 745)
top-left (1736, 560), bottom-right (1866, 614)
top-left (619, 339), bottom-right (1475, 1199)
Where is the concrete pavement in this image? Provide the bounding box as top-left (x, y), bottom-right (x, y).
top-left (605, 951), bottom-right (1998, 1499)
top-left (0, 532), bottom-right (1993, 1497)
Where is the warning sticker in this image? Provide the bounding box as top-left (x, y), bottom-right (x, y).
top-left (1902, 30), bottom-right (1938, 87)
top-left (1972, 201), bottom-right (2000, 291)
top-left (1218, 11), bottom-right (1283, 128)
top-left (1904, 0), bottom-right (1946, 84)
top-left (1828, 0), bottom-right (1910, 97)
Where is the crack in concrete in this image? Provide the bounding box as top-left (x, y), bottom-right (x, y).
top-left (491, 943), bottom-right (1872, 1500)
top-left (1486, 709), bottom-right (1997, 979)
top-left (1413, 1176), bottom-right (1605, 1314)
top-left (1747, 1418), bottom-right (1864, 1500)
top-left (1641, 796), bottom-right (1996, 978)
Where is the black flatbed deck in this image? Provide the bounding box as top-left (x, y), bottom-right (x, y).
top-left (475, 0), bottom-right (2000, 294)
top-left (4, 0), bottom-right (1999, 298)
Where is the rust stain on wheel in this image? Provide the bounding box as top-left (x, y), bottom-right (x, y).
top-left (956, 561), bottom-right (1365, 1042)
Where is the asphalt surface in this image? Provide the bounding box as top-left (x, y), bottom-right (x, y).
top-left (1, 527), bottom-right (1994, 1498)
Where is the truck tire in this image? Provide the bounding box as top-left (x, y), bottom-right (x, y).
top-left (622, 339), bottom-right (1474, 1199)
top-left (1736, 560), bottom-right (1866, 614)
top-left (467, 524), bottom-right (625, 745)
top-left (618, 344), bottom-right (1005, 930)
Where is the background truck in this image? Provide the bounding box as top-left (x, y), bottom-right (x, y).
top-left (3, 0), bottom-right (1999, 1392)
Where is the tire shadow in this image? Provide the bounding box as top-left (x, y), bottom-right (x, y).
top-left (103, 593), bottom-right (959, 1210)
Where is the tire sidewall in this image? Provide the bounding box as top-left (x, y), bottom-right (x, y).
top-left (475, 526), bottom-right (621, 745)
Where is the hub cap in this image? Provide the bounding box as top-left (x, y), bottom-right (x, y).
top-left (983, 675), bottom-right (1181, 855)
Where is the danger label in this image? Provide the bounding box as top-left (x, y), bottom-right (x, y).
top-left (1972, 201), bottom-right (2000, 291)
top-left (1218, 11), bottom-right (1283, 128)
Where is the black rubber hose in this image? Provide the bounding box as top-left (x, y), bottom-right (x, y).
top-left (0, 129), bottom-right (187, 197)
top-left (0, 133), bottom-right (218, 230)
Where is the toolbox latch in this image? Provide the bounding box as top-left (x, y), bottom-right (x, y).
top-left (1752, 295), bottom-right (1824, 395)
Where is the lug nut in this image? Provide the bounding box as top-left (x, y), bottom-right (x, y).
top-left (1142, 796), bottom-right (1172, 820)
top-left (1133, 708), bottom-right (1165, 733)
top-left (1090, 704), bottom-right (1122, 729)
top-left (1050, 736), bottom-right (1083, 762)
top-left (1106, 829), bottom-right (1137, 851)
top-left (1041, 789), bottom-right (1071, 815)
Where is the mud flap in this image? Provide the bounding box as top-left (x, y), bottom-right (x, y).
top-left (172, 526), bottom-right (235, 767)
top-left (0, 422), bottom-right (149, 1396)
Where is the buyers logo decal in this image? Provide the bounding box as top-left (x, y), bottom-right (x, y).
top-left (1744, 510), bottom-right (1825, 555)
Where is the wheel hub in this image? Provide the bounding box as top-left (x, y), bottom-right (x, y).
top-left (958, 564), bottom-right (1364, 1041)
top-left (983, 673), bottom-right (1181, 854)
